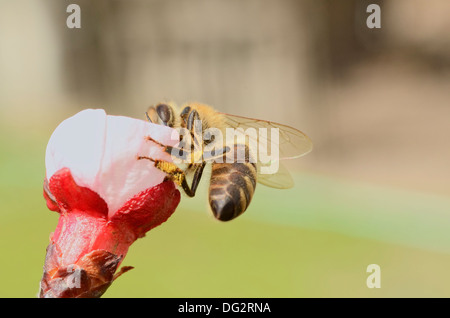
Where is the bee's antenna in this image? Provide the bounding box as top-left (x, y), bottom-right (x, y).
top-left (145, 112), bottom-right (153, 123)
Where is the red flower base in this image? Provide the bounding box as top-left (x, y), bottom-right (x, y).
top-left (39, 168), bottom-right (180, 298)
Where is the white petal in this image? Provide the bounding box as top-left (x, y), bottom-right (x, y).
top-left (45, 109), bottom-right (180, 216)
top-left (45, 109), bottom-right (107, 187)
top-left (95, 115), bottom-right (178, 217)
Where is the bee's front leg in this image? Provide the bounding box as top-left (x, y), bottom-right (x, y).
top-left (137, 156), bottom-right (199, 197)
top-left (145, 135), bottom-right (190, 162)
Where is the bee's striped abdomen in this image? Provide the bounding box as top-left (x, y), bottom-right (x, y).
top-left (208, 144), bottom-right (257, 221)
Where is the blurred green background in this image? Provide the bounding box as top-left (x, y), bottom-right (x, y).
top-left (1, 0), bottom-right (450, 297)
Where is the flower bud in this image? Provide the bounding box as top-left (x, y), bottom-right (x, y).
top-left (39, 109), bottom-right (180, 298)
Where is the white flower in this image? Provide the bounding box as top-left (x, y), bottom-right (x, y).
top-left (45, 109), bottom-right (179, 217)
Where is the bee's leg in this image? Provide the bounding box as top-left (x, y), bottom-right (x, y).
top-left (189, 162), bottom-right (206, 196)
top-left (145, 135), bottom-right (177, 152)
top-left (145, 135), bottom-right (190, 162)
top-left (137, 156), bottom-right (200, 197)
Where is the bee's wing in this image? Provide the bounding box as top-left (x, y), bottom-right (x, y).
top-left (256, 162), bottom-right (295, 189)
top-left (219, 112), bottom-right (313, 160)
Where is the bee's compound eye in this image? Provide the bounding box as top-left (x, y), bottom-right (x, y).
top-left (156, 104), bottom-right (172, 124)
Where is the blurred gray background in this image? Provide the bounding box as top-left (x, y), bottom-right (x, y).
top-left (1, 0), bottom-right (450, 195)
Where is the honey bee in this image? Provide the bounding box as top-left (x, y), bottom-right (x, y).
top-left (138, 102), bottom-right (312, 221)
